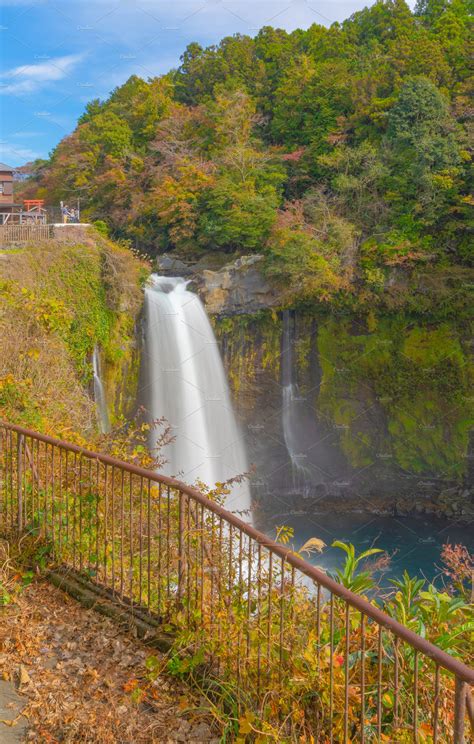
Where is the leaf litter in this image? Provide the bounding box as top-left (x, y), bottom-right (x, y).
top-left (0, 570), bottom-right (220, 743)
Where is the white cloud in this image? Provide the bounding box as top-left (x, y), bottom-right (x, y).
top-left (0, 54), bottom-right (85, 96)
top-left (7, 131), bottom-right (43, 138)
top-left (0, 143), bottom-right (41, 165)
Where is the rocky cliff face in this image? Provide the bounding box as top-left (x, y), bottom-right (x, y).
top-left (153, 252), bottom-right (474, 521)
top-left (158, 253), bottom-right (280, 315)
top-left (195, 256), bottom-right (280, 315)
top-left (210, 303), bottom-right (474, 523)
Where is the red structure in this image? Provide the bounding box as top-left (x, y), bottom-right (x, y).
top-left (23, 199), bottom-right (45, 211)
top-left (0, 165), bottom-right (48, 225)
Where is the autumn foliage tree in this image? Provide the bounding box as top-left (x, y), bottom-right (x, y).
top-left (18, 0), bottom-right (473, 298)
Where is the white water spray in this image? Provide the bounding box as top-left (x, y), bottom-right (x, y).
top-left (143, 275), bottom-right (251, 517)
top-left (92, 346), bottom-right (110, 434)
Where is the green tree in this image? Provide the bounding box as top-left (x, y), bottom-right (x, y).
top-left (415, 0), bottom-right (450, 22)
top-left (174, 36), bottom-right (264, 105)
top-left (107, 75), bottom-right (173, 148)
top-left (199, 90), bottom-right (285, 250)
top-left (385, 76), bottom-right (463, 228)
top-left (81, 111), bottom-right (133, 159)
top-left (317, 142), bottom-right (388, 229)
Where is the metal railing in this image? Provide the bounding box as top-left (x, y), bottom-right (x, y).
top-left (0, 224), bottom-right (53, 244)
top-left (1, 421), bottom-right (472, 742)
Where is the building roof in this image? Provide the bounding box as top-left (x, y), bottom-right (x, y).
top-left (0, 163), bottom-right (14, 173)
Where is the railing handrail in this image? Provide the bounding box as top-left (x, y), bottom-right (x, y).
top-left (2, 419), bottom-right (473, 685)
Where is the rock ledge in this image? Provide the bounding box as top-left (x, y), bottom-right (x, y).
top-left (195, 255), bottom-right (280, 315)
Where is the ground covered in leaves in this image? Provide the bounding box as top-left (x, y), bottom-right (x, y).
top-left (0, 570), bottom-right (220, 743)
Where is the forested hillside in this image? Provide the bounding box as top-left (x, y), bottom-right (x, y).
top-left (19, 0), bottom-right (473, 309)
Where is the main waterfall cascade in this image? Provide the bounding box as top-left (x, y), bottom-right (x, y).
top-left (143, 275), bottom-right (251, 516)
top-left (92, 346), bottom-right (110, 434)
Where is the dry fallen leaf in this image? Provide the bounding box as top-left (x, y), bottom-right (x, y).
top-left (19, 664), bottom-right (31, 686)
top-left (0, 714), bottom-right (21, 727)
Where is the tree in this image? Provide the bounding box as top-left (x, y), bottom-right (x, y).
top-left (199, 176), bottom-right (280, 251)
top-left (385, 76), bottom-right (463, 227)
top-left (387, 76), bottom-right (452, 143)
top-left (199, 90), bottom-right (285, 250)
top-left (263, 205), bottom-right (349, 304)
top-left (253, 26), bottom-right (295, 110)
top-left (317, 142), bottom-right (388, 230)
top-left (149, 163), bottom-right (215, 251)
top-left (174, 36), bottom-right (264, 105)
top-left (107, 75), bottom-right (173, 148)
top-left (81, 111), bottom-right (133, 159)
top-left (415, 0), bottom-right (450, 22)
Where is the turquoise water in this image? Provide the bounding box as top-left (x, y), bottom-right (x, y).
top-left (257, 511), bottom-right (473, 585)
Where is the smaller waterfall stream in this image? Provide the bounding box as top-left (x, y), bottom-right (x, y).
top-left (92, 346), bottom-right (110, 434)
top-left (280, 311), bottom-right (348, 494)
top-left (281, 311), bottom-right (314, 493)
top-left (143, 275), bottom-right (251, 516)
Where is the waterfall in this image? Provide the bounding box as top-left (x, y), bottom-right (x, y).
top-left (281, 311), bottom-right (314, 494)
top-left (143, 275), bottom-right (251, 516)
top-left (92, 346), bottom-right (110, 434)
top-left (280, 311), bottom-right (348, 496)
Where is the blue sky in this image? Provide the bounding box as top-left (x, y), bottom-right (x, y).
top-left (0, 0), bottom-right (415, 167)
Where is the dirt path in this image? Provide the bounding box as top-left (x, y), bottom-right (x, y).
top-left (0, 679), bottom-right (28, 742)
top-left (0, 579), bottom-right (220, 743)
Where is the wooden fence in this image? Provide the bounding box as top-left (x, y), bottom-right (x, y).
top-left (0, 224), bottom-right (54, 245)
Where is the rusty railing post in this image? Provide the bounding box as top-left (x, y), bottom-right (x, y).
top-left (466, 687), bottom-right (474, 730)
top-left (177, 490), bottom-right (185, 605)
top-left (454, 677), bottom-right (466, 744)
top-left (16, 433), bottom-right (24, 533)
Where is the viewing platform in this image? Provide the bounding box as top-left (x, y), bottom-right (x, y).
top-left (0, 163), bottom-right (87, 245)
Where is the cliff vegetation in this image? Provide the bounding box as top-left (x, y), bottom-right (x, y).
top-left (0, 229), bottom-right (148, 441)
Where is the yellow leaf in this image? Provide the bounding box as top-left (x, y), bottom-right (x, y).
top-left (300, 537), bottom-right (326, 554)
top-left (0, 717), bottom-right (20, 727)
top-left (239, 719), bottom-right (252, 734)
top-left (19, 665), bottom-right (31, 686)
top-left (238, 712), bottom-right (254, 734)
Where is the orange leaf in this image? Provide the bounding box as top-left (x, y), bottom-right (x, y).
top-left (123, 677), bottom-right (139, 693)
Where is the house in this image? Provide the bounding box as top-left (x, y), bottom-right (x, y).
top-left (0, 163), bottom-right (47, 224)
top-left (0, 163), bottom-right (17, 219)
